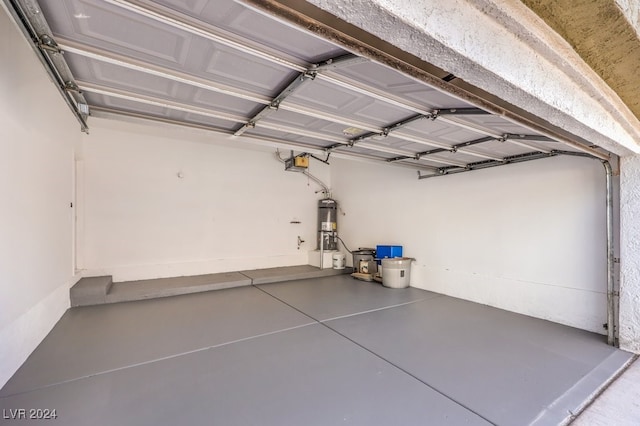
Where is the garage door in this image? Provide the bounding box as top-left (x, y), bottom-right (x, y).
top-left (4, 0), bottom-right (611, 179)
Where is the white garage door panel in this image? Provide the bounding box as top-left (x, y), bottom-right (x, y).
top-left (28, 0), bottom-right (607, 177)
top-left (332, 61), bottom-right (467, 110)
top-left (153, 0), bottom-right (346, 63)
top-left (85, 92), bottom-right (242, 132)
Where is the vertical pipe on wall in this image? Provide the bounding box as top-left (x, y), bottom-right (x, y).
top-left (320, 231), bottom-right (324, 269)
top-left (603, 160), bottom-right (616, 346)
top-left (553, 152), bottom-right (617, 346)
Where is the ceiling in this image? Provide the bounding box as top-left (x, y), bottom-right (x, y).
top-left (6, 0), bottom-right (610, 178)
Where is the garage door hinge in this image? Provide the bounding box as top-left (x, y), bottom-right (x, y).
top-left (302, 70), bottom-right (317, 80)
top-left (614, 257), bottom-right (620, 263)
top-left (38, 35), bottom-right (61, 54)
top-left (64, 81), bottom-right (80, 93)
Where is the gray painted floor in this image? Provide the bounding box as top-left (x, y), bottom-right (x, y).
top-left (257, 275), bottom-right (433, 321)
top-left (0, 276), bottom-right (632, 425)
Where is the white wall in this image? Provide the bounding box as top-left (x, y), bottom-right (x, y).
top-left (80, 117), bottom-right (330, 281)
top-left (331, 156), bottom-right (608, 333)
top-left (0, 8), bottom-right (81, 387)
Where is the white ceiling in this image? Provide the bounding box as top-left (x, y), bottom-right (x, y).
top-left (10, 0), bottom-right (604, 177)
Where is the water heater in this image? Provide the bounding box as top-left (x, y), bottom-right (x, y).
top-left (317, 198), bottom-right (338, 250)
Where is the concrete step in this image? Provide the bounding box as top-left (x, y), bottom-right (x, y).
top-left (106, 272), bottom-right (252, 304)
top-left (70, 266), bottom-right (352, 307)
top-left (239, 265), bottom-right (349, 285)
top-left (70, 276), bottom-right (113, 307)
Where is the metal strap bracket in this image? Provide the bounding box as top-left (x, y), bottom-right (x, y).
top-left (233, 56), bottom-right (340, 137)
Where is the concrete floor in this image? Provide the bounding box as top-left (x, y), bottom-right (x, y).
top-left (0, 275), bottom-right (632, 425)
top-left (573, 357), bottom-right (640, 425)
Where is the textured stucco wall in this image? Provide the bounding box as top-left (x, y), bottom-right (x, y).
top-left (522, 0), bottom-right (640, 128)
top-left (620, 154), bottom-right (640, 352)
top-left (305, 0), bottom-right (640, 156)
top-left (616, 0), bottom-right (640, 37)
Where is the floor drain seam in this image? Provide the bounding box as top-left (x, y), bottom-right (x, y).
top-left (319, 321), bottom-right (497, 425)
top-left (320, 296), bottom-right (440, 322)
top-left (0, 322), bottom-right (316, 399)
top-left (252, 284), bottom-right (322, 324)
top-left (237, 271), bottom-right (254, 284)
top-left (253, 285), bottom-right (494, 424)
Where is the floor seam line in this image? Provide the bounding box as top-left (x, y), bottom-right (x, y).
top-left (319, 321), bottom-right (497, 425)
top-left (237, 271), bottom-right (254, 284)
top-left (319, 296), bottom-right (438, 323)
top-left (251, 285), bottom-right (494, 424)
top-left (252, 284), bottom-right (321, 324)
top-left (0, 322), bottom-right (316, 399)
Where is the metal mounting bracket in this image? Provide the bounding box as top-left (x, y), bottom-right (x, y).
top-left (38, 34), bottom-right (61, 53)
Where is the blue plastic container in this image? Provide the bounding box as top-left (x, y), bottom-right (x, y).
top-left (376, 245), bottom-right (403, 264)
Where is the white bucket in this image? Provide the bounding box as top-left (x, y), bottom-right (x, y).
top-left (381, 257), bottom-right (413, 288)
top-left (332, 252), bottom-right (346, 269)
